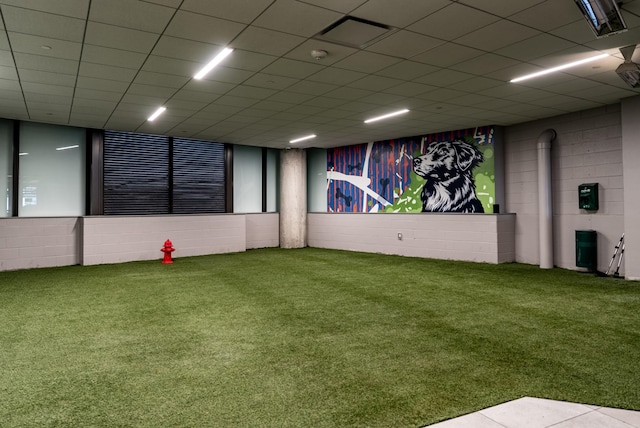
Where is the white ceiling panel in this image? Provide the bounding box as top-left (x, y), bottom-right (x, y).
top-left (252, 0), bottom-right (342, 38)
top-left (19, 69), bottom-right (76, 86)
top-left (181, 0), bottom-right (274, 24)
top-left (454, 0), bottom-right (545, 18)
top-left (81, 45), bottom-right (146, 70)
top-left (242, 73), bottom-right (299, 90)
top-left (297, 0), bottom-right (367, 14)
top-left (408, 3), bottom-right (500, 40)
top-left (79, 62), bottom-right (137, 82)
top-left (164, 10), bottom-right (245, 44)
top-left (8, 32), bottom-right (82, 60)
top-left (2, 6), bottom-right (85, 41)
top-left (366, 30), bottom-right (443, 59)
top-left (89, 0), bottom-right (175, 33)
top-left (133, 71), bottom-right (190, 89)
top-left (231, 27), bottom-right (306, 57)
top-left (411, 42), bottom-right (484, 68)
top-left (333, 50), bottom-right (402, 73)
top-left (0, 0), bottom-right (89, 19)
top-left (84, 22), bottom-right (159, 53)
top-left (454, 20), bottom-right (541, 52)
top-left (351, 0), bottom-right (450, 27)
top-left (261, 58), bottom-right (325, 79)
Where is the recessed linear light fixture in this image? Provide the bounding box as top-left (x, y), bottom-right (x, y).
top-left (194, 47), bottom-right (234, 80)
top-left (574, 0), bottom-right (627, 38)
top-left (55, 145), bottom-right (79, 151)
top-left (510, 53), bottom-right (609, 83)
top-left (289, 134), bottom-right (316, 144)
top-left (147, 106), bottom-right (166, 122)
top-left (364, 109), bottom-right (410, 124)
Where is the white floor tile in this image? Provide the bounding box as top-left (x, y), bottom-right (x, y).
top-left (479, 397), bottom-right (593, 428)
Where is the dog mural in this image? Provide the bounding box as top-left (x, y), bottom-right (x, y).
top-left (413, 140), bottom-right (484, 213)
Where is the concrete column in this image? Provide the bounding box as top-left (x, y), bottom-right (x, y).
top-left (537, 129), bottom-right (556, 269)
top-left (621, 96), bottom-right (640, 280)
top-left (280, 148), bottom-right (307, 248)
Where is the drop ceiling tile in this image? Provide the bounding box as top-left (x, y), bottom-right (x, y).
top-left (143, 0), bottom-right (182, 8)
top-left (266, 91), bottom-right (316, 104)
top-left (181, 0), bottom-right (273, 24)
top-left (250, 100), bottom-right (296, 112)
top-left (0, 0), bottom-right (89, 18)
top-left (242, 73), bottom-right (298, 90)
top-left (224, 50), bottom-right (278, 72)
top-left (18, 69), bottom-right (76, 86)
top-left (0, 88), bottom-right (23, 100)
top-left (152, 36), bottom-right (223, 63)
top-left (76, 76), bottom-right (131, 93)
top-left (375, 61), bottom-right (439, 81)
top-left (0, 65), bottom-right (18, 80)
top-left (304, 96), bottom-right (348, 108)
top-left (142, 55), bottom-right (200, 77)
top-left (347, 75), bottom-right (404, 91)
top-left (133, 71), bottom-right (190, 89)
top-left (127, 83), bottom-right (176, 98)
top-left (252, 0), bottom-right (342, 38)
top-left (89, 0), bottom-right (175, 33)
top-left (415, 87), bottom-right (468, 102)
top-left (333, 51), bottom-right (402, 73)
top-left (297, 0), bottom-right (367, 13)
top-left (225, 85), bottom-right (278, 100)
top-left (454, 77), bottom-right (505, 93)
top-left (450, 53), bottom-right (521, 76)
top-left (549, 20), bottom-right (597, 45)
top-left (415, 69), bottom-right (474, 87)
top-left (2, 6), bottom-right (85, 42)
top-left (0, 33), bottom-right (8, 50)
top-left (287, 80), bottom-right (339, 96)
top-left (79, 62), bottom-right (137, 82)
top-left (325, 86), bottom-right (373, 101)
top-left (231, 27), bottom-right (306, 57)
top-left (285, 40), bottom-right (357, 65)
top-left (137, 119), bottom-right (183, 135)
top-left (358, 92), bottom-right (407, 106)
top-left (454, 0), bottom-right (546, 17)
top-left (182, 79), bottom-right (235, 94)
top-left (212, 94), bottom-right (258, 108)
top-left (408, 3), bottom-right (500, 40)
top-left (84, 22), bottom-right (159, 53)
top-left (73, 87), bottom-right (124, 102)
top-left (120, 93), bottom-right (167, 106)
top-left (495, 34), bottom-right (575, 62)
top-left (22, 82), bottom-right (74, 96)
top-left (168, 90), bottom-right (220, 104)
top-left (29, 111), bottom-right (71, 124)
top-left (306, 67), bottom-right (366, 85)
top-left (164, 10), bottom-right (245, 44)
top-left (0, 78), bottom-right (23, 91)
top-left (8, 32), bottom-right (82, 60)
top-left (366, 30), bottom-right (443, 59)
top-left (261, 58), bottom-right (325, 79)
top-left (80, 45), bottom-right (146, 69)
top-left (71, 98), bottom-right (118, 113)
top-left (350, 0), bottom-right (450, 27)
top-left (383, 81), bottom-right (437, 97)
top-left (455, 20), bottom-right (541, 52)
top-left (509, 1), bottom-right (582, 32)
top-left (411, 43), bottom-right (483, 68)
top-left (199, 66), bottom-right (255, 84)
top-left (23, 92), bottom-right (72, 105)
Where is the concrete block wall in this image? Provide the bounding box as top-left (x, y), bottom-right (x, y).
top-left (308, 213), bottom-right (515, 264)
top-left (245, 213), bottom-right (279, 249)
top-left (0, 218), bottom-right (81, 271)
top-left (504, 104), bottom-right (624, 273)
top-left (81, 215), bottom-right (247, 266)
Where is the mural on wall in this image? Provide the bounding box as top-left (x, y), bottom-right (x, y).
top-left (327, 126), bottom-right (495, 213)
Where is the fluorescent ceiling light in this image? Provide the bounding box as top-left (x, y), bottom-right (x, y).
top-left (289, 134), bottom-right (316, 144)
top-left (510, 53), bottom-right (609, 83)
top-left (56, 145), bottom-right (79, 151)
top-left (194, 47), bottom-right (234, 80)
top-left (147, 106), bottom-right (166, 122)
top-left (364, 109), bottom-right (410, 124)
top-left (19, 152), bottom-right (28, 156)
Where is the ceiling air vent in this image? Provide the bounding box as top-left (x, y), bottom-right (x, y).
top-left (314, 16), bottom-right (395, 49)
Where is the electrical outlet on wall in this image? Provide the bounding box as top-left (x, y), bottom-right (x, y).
top-left (397, 232), bottom-right (403, 240)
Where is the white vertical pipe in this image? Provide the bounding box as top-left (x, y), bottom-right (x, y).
top-left (537, 129), bottom-right (556, 269)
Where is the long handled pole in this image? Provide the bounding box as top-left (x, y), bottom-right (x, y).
top-left (605, 233), bottom-right (624, 276)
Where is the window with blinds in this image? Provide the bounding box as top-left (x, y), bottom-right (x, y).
top-left (103, 131), bottom-right (226, 215)
top-left (173, 138), bottom-right (225, 214)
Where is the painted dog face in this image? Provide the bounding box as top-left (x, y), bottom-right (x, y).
top-left (413, 140), bottom-right (483, 180)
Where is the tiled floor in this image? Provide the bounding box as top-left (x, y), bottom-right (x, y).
top-left (426, 397), bottom-right (640, 427)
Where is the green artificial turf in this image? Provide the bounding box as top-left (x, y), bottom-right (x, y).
top-left (0, 248), bottom-right (638, 427)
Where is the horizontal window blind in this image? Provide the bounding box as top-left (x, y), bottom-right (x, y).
top-left (103, 130), bottom-right (169, 215)
top-left (173, 138), bottom-right (225, 213)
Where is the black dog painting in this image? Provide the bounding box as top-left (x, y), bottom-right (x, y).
top-left (413, 140), bottom-right (484, 213)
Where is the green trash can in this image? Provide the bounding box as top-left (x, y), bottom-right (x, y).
top-left (576, 230), bottom-right (597, 271)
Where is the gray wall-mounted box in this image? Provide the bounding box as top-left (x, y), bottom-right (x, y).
top-left (579, 183), bottom-right (599, 211)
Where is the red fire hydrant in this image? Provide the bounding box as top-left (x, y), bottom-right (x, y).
top-left (160, 239), bottom-right (175, 264)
